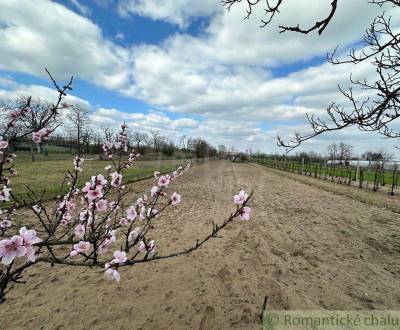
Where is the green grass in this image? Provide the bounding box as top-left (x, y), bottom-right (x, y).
top-left (8, 153), bottom-right (188, 205)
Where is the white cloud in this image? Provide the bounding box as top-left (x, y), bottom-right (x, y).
top-left (0, 75), bottom-right (90, 107)
top-left (90, 107), bottom-right (200, 138)
top-left (119, 0), bottom-right (390, 123)
top-left (68, 0), bottom-right (91, 16)
top-left (0, 0), bottom-right (129, 90)
top-left (117, 0), bottom-right (217, 28)
top-left (115, 32), bottom-right (125, 40)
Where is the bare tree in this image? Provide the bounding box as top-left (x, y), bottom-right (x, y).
top-left (149, 130), bottom-right (162, 151)
top-left (223, 0), bottom-right (338, 34)
top-left (66, 104), bottom-right (90, 154)
top-left (218, 144), bottom-right (228, 159)
top-left (179, 135), bottom-right (188, 151)
top-left (327, 142), bottom-right (338, 163)
top-left (102, 126), bottom-right (114, 142)
top-left (338, 142), bottom-right (353, 162)
top-left (1, 97), bottom-right (63, 153)
top-left (131, 132), bottom-right (149, 151)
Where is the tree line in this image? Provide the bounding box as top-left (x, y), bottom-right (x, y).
top-left (0, 97), bottom-right (228, 159)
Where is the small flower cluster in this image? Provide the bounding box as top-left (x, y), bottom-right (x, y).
top-left (73, 157), bottom-right (84, 172)
top-left (102, 164), bottom-right (190, 282)
top-left (102, 123), bottom-right (130, 158)
top-left (0, 209), bottom-right (12, 232)
top-left (0, 138), bottom-right (16, 203)
top-left (32, 128), bottom-right (52, 144)
top-left (234, 190), bottom-right (252, 221)
top-left (115, 123), bottom-right (129, 152)
top-left (0, 227), bottom-right (41, 265)
top-left (8, 107), bottom-right (30, 128)
top-left (0, 137), bottom-right (8, 150)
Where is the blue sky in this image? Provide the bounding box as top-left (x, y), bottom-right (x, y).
top-left (0, 0), bottom-right (399, 154)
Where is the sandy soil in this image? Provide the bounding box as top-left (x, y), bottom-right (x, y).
top-left (1, 160), bottom-right (400, 329)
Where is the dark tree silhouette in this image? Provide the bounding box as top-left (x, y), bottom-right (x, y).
top-left (222, 0), bottom-right (338, 34)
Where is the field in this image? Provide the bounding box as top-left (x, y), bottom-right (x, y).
top-left (1, 160), bottom-right (400, 329)
top-left (9, 152), bottom-right (189, 205)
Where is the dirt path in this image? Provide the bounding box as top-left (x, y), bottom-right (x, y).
top-left (1, 161), bottom-right (400, 329)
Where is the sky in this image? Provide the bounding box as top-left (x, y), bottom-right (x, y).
top-left (0, 0), bottom-right (399, 156)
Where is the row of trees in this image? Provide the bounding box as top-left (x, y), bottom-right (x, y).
top-left (257, 142), bottom-right (395, 165)
top-left (1, 98), bottom-right (225, 159)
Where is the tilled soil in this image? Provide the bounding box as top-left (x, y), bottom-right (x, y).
top-left (1, 161), bottom-right (400, 329)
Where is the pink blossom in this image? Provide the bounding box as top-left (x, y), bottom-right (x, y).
top-left (110, 201), bottom-right (119, 213)
top-left (98, 231), bottom-right (117, 254)
top-left (158, 175), bottom-right (169, 187)
top-left (0, 188), bottom-right (11, 202)
top-left (60, 219), bottom-right (69, 226)
top-left (109, 230), bottom-right (117, 242)
top-left (147, 208), bottom-right (159, 218)
top-left (18, 227), bottom-right (41, 263)
top-left (0, 219), bottom-right (12, 229)
top-left (126, 206), bottom-right (137, 221)
top-left (138, 240), bottom-right (155, 254)
top-left (0, 140), bottom-right (8, 149)
top-left (62, 213), bottom-right (72, 223)
top-left (74, 225), bottom-right (85, 238)
top-left (104, 268), bottom-right (120, 282)
top-left (68, 202), bottom-right (76, 212)
top-left (234, 190), bottom-right (248, 205)
top-left (119, 218), bottom-right (128, 226)
top-left (138, 241), bottom-right (146, 252)
top-left (94, 174), bottom-right (108, 186)
top-left (98, 240), bottom-right (111, 255)
top-left (32, 128), bottom-right (51, 144)
top-left (148, 240), bottom-right (156, 254)
top-left (0, 235), bottom-right (26, 265)
top-left (32, 205), bottom-right (42, 213)
top-left (59, 201), bottom-right (76, 213)
top-left (128, 227), bottom-right (141, 243)
top-left (96, 199), bottom-right (108, 212)
top-left (110, 172), bottom-right (122, 187)
top-left (171, 192), bottom-right (181, 205)
top-left (112, 250), bottom-right (127, 264)
top-left (73, 157), bottom-right (84, 171)
top-left (150, 186), bottom-right (159, 197)
top-left (19, 227), bottom-right (42, 246)
top-left (139, 206), bottom-right (146, 220)
top-left (86, 187), bottom-right (103, 202)
top-left (239, 206), bottom-right (251, 221)
top-left (79, 210), bottom-right (89, 222)
top-left (70, 241), bottom-right (90, 256)
top-left (32, 133), bottom-right (42, 144)
top-left (25, 245), bottom-right (37, 262)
